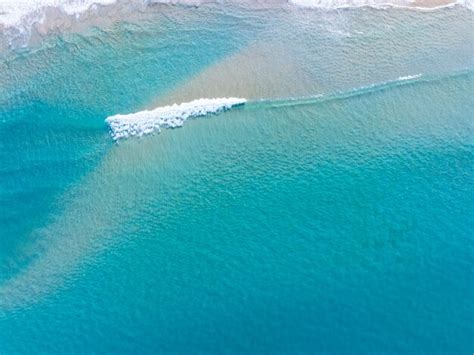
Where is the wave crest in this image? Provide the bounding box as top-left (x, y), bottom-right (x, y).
top-left (106, 98), bottom-right (247, 140)
top-left (0, 0), bottom-right (120, 48)
top-left (289, 0), bottom-right (472, 10)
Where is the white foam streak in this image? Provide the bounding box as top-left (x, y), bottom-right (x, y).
top-left (0, 0), bottom-right (117, 27)
top-left (0, 0), bottom-right (471, 47)
top-left (289, 0), bottom-right (472, 10)
top-left (106, 98), bottom-right (247, 140)
top-left (456, 0), bottom-right (473, 9)
top-left (397, 74), bottom-right (422, 81)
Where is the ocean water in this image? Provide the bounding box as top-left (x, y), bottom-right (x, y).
top-left (0, 3), bottom-right (473, 354)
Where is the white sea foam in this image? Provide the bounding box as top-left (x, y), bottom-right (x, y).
top-left (0, 0), bottom-right (121, 48)
top-left (289, 0), bottom-right (472, 10)
top-left (0, 0), bottom-right (117, 27)
top-left (2, 0), bottom-right (469, 31)
top-left (0, 0), bottom-right (471, 48)
top-left (397, 74), bottom-right (422, 80)
top-left (456, 0), bottom-right (473, 9)
top-left (106, 98), bottom-right (247, 140)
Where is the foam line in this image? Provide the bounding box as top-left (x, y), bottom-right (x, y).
top-left (246, 70), bottom-right (472, 110)
top-left (0, 0), bottom-right (117, 28)
top-left (289, 0), bottom-right (472, 10)
top-left (106, 97), bottom-right (247, 140)
top-left (254, 74), bottom-right (425, 109)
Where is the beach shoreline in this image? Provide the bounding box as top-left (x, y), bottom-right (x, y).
top-left (0, 0), bottom-right (471, 50)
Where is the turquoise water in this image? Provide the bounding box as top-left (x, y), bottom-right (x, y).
top-left (1, 4), bottom-right (473, 353)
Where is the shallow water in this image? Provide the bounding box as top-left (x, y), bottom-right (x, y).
top-left (0, 3), bottom-right (473, 353)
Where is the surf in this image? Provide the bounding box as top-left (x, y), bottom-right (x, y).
top-left (105, 70), bottom-right (472, 140)
top-left (289, 0), bottom-right (473, 11)
top-left (106, 97), bottom-right (247, 140)
top-left (2, 0), bottom-right (472, 50)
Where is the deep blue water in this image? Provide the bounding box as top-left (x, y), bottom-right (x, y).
top-left (0, 4), bottom-right (473, 354)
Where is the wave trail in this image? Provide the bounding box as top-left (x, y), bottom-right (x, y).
top-left (251, 74), bottom-right (424, 110)
top-left (247, 70), bottom-right (472, 111)
top-left (106, 71), bottom-right (471, 140)
top-left (106, 97), bottom-right (247, 140)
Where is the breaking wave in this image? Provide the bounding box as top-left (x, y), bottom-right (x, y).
top-left (289, 0), bottom-right (473, 10)
top-left (1, 0), bottom-right (472, 48)
top-left (0, 0), bottom-right (121, 48)
top-left (106, 97), bottom-right (247, 140)
top-left (0, 0), bottom-right (116, 28)
top-left (105, 70), bottom-right (473, 140)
